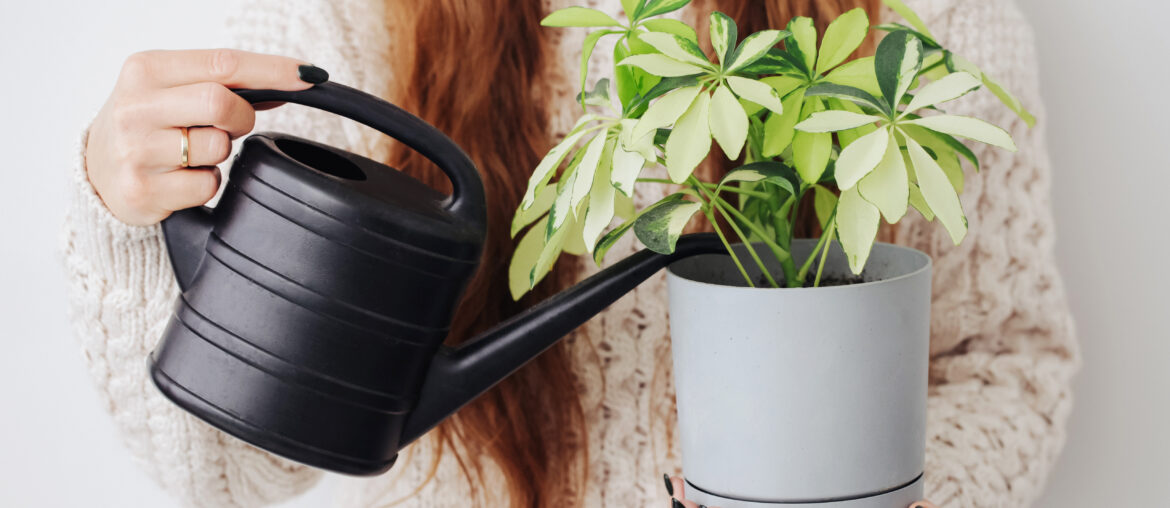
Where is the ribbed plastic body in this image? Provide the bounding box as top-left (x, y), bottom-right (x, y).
top-left (150, 134), bottom-right (480, 475)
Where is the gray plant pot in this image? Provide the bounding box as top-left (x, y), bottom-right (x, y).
top-left (667, 239), bottom-right (932, 507)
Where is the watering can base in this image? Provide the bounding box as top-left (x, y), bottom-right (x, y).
top-left (683, 474), bottom-right (923, 508)
top-left (149, 361), bottom-right (398, 476)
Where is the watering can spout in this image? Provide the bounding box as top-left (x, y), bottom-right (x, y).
top-left (399, 232), bottom-right (726, 445)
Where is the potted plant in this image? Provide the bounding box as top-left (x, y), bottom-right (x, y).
top-left (509, 0), bottom-right (1033, 505)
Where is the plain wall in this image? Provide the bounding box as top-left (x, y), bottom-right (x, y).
top-left (0, 0), bottom-right (1164, 507)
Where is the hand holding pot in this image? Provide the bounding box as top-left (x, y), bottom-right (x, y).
top-left (84, 49), bottom-right (325, 225)
top-left (664, 476), bottom-right (936, 508)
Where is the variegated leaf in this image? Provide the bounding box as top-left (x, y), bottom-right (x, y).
top-left (665, 90), bottom-right (713, 183)
top-left (709, 84), bottom-right (749, 159)
top-left (618, 54), bottom-right (707, 77)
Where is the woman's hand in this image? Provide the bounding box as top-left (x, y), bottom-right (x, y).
top-left (84, 49), bottom-right (326, 225)
top-left (663, 475), bottom-right (936, 508)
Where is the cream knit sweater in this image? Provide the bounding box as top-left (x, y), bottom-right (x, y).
top-left (61, 0), bottom-right (1079, 506)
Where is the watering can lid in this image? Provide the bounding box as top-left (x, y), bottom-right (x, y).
top-left (238, 133), bottom-right (485, 263)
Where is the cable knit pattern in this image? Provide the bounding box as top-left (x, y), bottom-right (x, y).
top-left (60, 0), bottom-right (1078, 506)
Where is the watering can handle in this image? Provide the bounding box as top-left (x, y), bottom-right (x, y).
top-left (233, 82), bottom-right (487, 229)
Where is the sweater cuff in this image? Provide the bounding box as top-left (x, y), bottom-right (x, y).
top-left (65, 127), bottom-right (175, 298)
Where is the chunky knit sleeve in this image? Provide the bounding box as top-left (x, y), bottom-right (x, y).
top-left (60, 1), bottom-right (395, 506)
top-left (894, 1), bottom-right (1081, 506)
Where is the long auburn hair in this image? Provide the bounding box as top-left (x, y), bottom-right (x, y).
top-left (382, 0), bottom-right (881, 505)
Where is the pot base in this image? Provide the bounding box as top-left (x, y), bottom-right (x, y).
top-left (683, 474), bottom-right (923, 508)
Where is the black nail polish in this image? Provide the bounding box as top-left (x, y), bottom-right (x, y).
top-left (671, 498), bottom-right (684, 508)
top-left (298, 64), bottom-right (329, 84)
top-left (663, 474), bottom-right (674, 496)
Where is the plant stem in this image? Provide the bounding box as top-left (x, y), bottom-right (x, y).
top-left (813, 220), bottom-right (836, 287)
top-left (711, 198), bottom-right (779, 287)
top-left (635, 178), bottom-right (771, 199)
top-left (796, 211), bottom-right (837, 283)
top-left (701, 206), bottom-right (754, 288)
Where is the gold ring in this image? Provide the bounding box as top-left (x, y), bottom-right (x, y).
top-left (179, 126), bottom-right (190, 168)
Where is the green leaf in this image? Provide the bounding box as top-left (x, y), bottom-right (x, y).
top-left (903, 131), bottom-right (966, 244)
top-left (835, 185), bottom-right (881, 274)
top-left (881, 0), bottom-right (935, 40)
top-left (805, 83), bottom-right (889, 116)
top-left (619, 54), bottom-right (707, 77)
top-left (794, 110), bottom-right (883, 133)
top-left (792, 99), bottom-right (832, 185)
top-left (583, 142), bottom-right (618, 252)
top-left (576, 78), bottom-right (613, 108)
top-left (984, 73), bottom-right (1036, 128)
top-left (633, 197), bottom-right (702, 254)
top-left (858, 133), bottom-right (908, 222)
top-left (812, 184), bottom-right (838, 229)
top-left (902, 114), bottom-right (1017, 151)
top-left (904, 72), bottom-right (981, 114)
top-left (621, 0), bottom-right (643, 20)
top-left (510, 216), bottom-right (550, 299)
top-left (816, 7), bottom-right (869, 74)
top-left (727, 30), bottom-right (787, 71)
top-left (709, 84), bottom-right (749, 159)
top-left (762, 86), bottom-right (805, 157)
top-left (638, 0), bottom-right (691, 19)
top-left (717, 161), bottom-right (796, 197)
top-left (741, 50), bottom-right (803, 75)
top-left (665, 89), bottom-right (712, 182)
top-left (542, 7), bottom-right (622, 27)
top-left (521, 119), bottom-right (598, 208)
top-left (834, 126), bottom-right (890, 190)
top-left (639, 31), bottom-right (711, 67)
top-left (511, 184), bottom-right (556, 238)
top-left (579, 30), bottom-right (621, 108)
top-left (532, 215), bottom-right (571, 285)
top-left (787, 17), bottom-right (817, 76)
top-left (874, 32), bottom-right (922, 109)
top-left (824, 56), bottom-right (882, 97)
top-left (726, 76), bottom-right (783, 114)
top-left (571, 131), bottom-right (611, 210)
top-left (760, 75), bottom-right (805, 100)
top-left (641, 19), bottom-right (698, 42)
top-left (632, 84), bottom-right (702, 139)
top-left (709, 11), bottom-right (737, 66)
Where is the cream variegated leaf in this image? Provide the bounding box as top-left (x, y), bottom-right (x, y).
top-left (904, 72), bottom-right (981, 114)
top-left (709, 84), bottom-right (749, 159)
top-left (583, 143), bottom-right (617, 252)
top-left (570, 131), bottom-right (610, 210)
top-left (902, 115), bottom-right (1017, 151)
top-left (521, 121), bottom-right (596, 209)
top-left (665, 90), bottom-right (712, 183)
top-left (794, 110), bottom-right (883, 133)
top-left (726, 76), bottom-right (783, 114)
top-left (633, 85), bottom-right (702, 139)
top-left (618, 54), bottom-right (707, 77)
top-left (835, 186), bottom-right (881, 274)
top-left (834, 127), bottom-right (890, 190)
top-left (638, 32), bottom-right (711, 67)
top-left (709, 11), bottom-right (736, 65)
top-left (858, 133), bottom-right (908, 222)
top-left (904, 132), bottom-right (967, 244)
top-left (727, 30), bottom-right (786, 71)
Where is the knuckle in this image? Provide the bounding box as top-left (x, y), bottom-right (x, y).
top-left (119, 52), bottom-right (151, 83)
top-left (119, 173), bottom-right (152, 211)
top-left (204, 130), bottom-right (231, 162)
top-left (207, 49), bottom-right (240, 82)
top-left (199, 83), bottom-right (236, 123)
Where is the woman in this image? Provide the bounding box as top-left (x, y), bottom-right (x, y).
top-left (63, 0), bottom-right (1078, 506)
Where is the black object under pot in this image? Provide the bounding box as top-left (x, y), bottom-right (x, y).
top-left (150, 80), bottom-right (725, 475)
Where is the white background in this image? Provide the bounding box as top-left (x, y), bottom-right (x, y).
top-left (0, 0), bottom-right (1165, 506)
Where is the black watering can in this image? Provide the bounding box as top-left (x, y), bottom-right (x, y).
top-left (150, 81), bottom-right (724, 476)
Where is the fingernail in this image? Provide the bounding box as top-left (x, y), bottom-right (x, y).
top-left (663, 474), bottom-right (674, 496)
top-left (298, 64), bottom-right (329, 84)
top-left (671, 498), bottom-right (684, 508)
